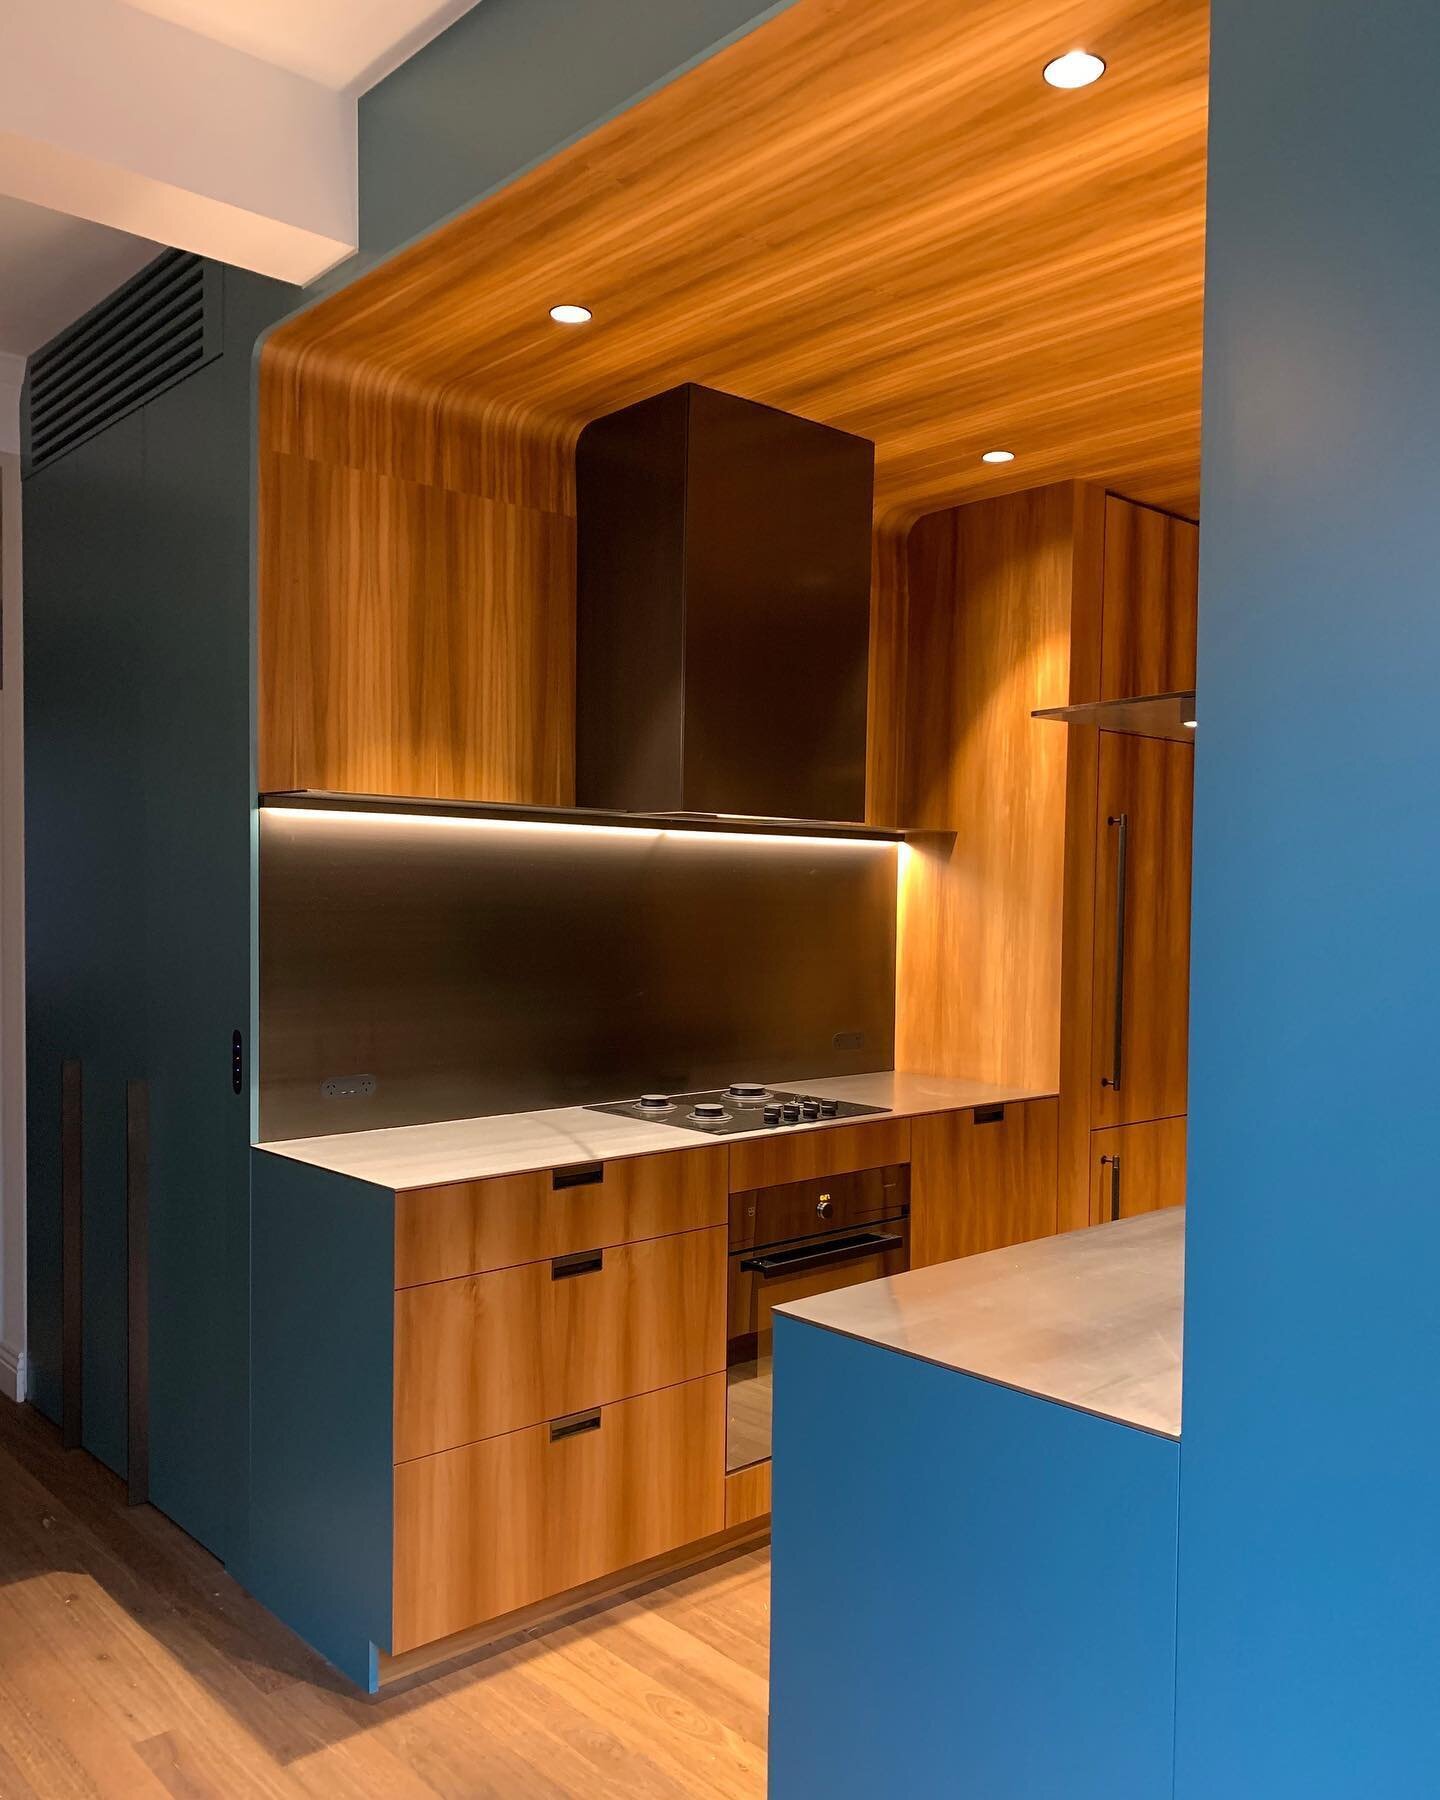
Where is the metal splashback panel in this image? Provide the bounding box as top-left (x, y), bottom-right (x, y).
top-left (258, 810), bottom-right (897, 1142)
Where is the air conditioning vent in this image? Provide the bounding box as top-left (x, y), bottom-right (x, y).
top-left (24, 251), bottom-right (220, 474)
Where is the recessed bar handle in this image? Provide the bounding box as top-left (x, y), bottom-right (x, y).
top-left (553, 1162), bottom-right (604, 1190)
top-left (549, 1407), bottom-right (602, 1443)
top-left (1102, 812), bottom-right (1129, 1093)
top-left (551, 1248), bottom-right (604, 1280)
top-left (1102, 1153), bottom-right (1123, 1222)
top-left (974, 1104), bottom-right (1005, 1125)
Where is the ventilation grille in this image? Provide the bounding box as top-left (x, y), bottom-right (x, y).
top-left (25, 251), bottom-right (220, 474)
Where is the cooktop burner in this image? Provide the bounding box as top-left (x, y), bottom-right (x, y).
top-left (587, 1085), bottom-right (890, 1135)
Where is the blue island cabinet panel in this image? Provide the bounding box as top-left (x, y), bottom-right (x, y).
top-left (246, 1150), bottom-right (395, 1692)
top-left (769, 1316), bottom-right (1179, 1800)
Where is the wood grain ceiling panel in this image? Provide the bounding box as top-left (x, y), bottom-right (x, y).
top-left (265, 0), bottom-right (1208, 524)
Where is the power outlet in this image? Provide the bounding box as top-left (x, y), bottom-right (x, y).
top-left (321, 1073), bottom-right (378, 1101)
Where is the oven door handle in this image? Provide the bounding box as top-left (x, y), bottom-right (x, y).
top-left (739, 1230), bottom-right (906, 1277)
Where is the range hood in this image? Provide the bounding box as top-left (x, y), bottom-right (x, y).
top-left (575, 383), bottom-right (876, 824)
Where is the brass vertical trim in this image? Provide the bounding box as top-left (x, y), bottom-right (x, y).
top-left (126, 1079), bottom-right (150, 1506)
top-left (60, 1058), bottom-right (83, 1450)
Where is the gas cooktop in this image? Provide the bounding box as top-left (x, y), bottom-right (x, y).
top-left (586, 1083), bottom-right (890, 1136)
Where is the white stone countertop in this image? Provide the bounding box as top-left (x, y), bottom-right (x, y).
top-left (254, 1069), bottom-right (1054, 1190)
top-left (778, 1207), bottom-right (1184, 1439)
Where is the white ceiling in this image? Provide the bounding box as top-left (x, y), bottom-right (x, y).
top-left (0, 195), bottom-right (160, 358)
top-left (0, 0), bottom-right (482, 363)
top-left (121, 0), bottom-right (484, 92)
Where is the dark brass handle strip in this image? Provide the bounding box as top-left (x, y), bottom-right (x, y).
top-left (553, 1162), bottom-right (603, 1190)
top-left (1102, 1153), bottom-right (1123, 1222)
top-left (549, 1408), bottom-right (602, 1443)
top-left (551, 1248), bottom-right (604, 1280)
top-left (1102, 812), bottom-right (1129, 1093)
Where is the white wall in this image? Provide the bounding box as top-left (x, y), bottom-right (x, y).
top-left (0, 403), bottom-right (24, 1400)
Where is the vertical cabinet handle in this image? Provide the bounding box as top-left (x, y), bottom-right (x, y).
top-left (1101, 1153), bottom-right (1123, 1222)
top-left (1102, 812), bottom-right (1129, 1093)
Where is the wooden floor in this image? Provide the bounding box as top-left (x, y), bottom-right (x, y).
top-left (0, 1397), bottom-right (771, 1798)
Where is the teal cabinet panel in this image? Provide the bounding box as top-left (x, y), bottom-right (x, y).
top-left (769, 1315), bottom-right (1180, 1800)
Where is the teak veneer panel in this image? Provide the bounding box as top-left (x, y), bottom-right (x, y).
top-left (727, 1119), bottom-right (910, 1192)
top-left (394, 1227), bottom-right (726, 1461)
top-left (258, 0), bottom-right (1207, 808)
top-left (1090, 1117), bottom-right (1187, 1224)
top-left (1091, 733), bottom-right (1194, 1130)
top-left (394, 1147), bottom-right (727, 1287)
top-left (724, 1463), bottom-right (773, 1530)
top-left (1100, 496), bottom-right (1200, 702)
top-left (392, 1375), bottom-right (725, 1653)
top-left (910, 1100), bottom-right (1059, 1268)
top-left (895, 485), bottom-right (1084, 1088)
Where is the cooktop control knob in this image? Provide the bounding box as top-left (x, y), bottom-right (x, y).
top-left (819, 1098), bottom-right (840, 1117)
top-left (782, 1103), bottom-right (801, 1122)
top-left (763, 1103), bottom-right (782, 1125)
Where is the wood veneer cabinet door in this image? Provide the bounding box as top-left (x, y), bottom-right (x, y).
top-left (394, 1147), bottom-right (727, 1287)
top-left (1100, 498), bottom-right (1199, 702)
top-left (1090, 1118), bottom-right (1187, 1224)
top-left (1090, 734), bottom-right (1193, 1130)
top-left (727, 1118), bottom-right (910, 1193)
top-left (391, 1376), bottom-right (725, 1653)
top-left (394, 1227), bottom-right (726, 1460)
top-left (910, 1100), bottom-right (1058, 1269)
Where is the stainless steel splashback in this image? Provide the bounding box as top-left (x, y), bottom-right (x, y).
top-left (258, 809), bottom-right (897, 1142)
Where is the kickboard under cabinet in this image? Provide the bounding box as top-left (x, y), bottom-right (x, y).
top-left (391, 1375), bottom-right (726, 1653)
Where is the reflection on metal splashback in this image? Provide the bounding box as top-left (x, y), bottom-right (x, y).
top-left (258, 813), bottom-right (897, 1141)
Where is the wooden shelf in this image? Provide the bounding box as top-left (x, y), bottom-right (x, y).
top-left (1032, 691), bottom-right (1197, 744)
top-left (258, 789), bottom-right (902, 844)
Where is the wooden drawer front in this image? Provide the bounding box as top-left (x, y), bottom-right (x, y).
top-left (394, 1146), bottom-right (727, 1286)
top-left (911, 1100), bottom-right (1058, 1269)
top-left (727, 1117), bottom-right (910, 1193)
top-left (1090, 1117), bottom-right (1186, 1224)
top-left (394, 1227), bottom-right (726, 1461)
top-left (392, 1374), bottom-right (725, 1653)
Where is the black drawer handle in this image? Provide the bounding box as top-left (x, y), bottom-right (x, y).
top-left (974, 1104), bottom-right (1005, 1125)
top-left (549, 1408), bottom-right (602, 1443)
top-left (553, 1162), bottom-right (604, 1190)
top-left (552, 1248), bottom-right (604, 1280)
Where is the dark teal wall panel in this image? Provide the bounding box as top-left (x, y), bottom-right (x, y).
top-left (769, 1317), bottom-right (1181, 1799)
top-left (357, 0), bottom-right (793, 262)
top-left (1176, 0), bottom-right (1440, 1790)
top-left (24, 264), bottom-right (293, 1551)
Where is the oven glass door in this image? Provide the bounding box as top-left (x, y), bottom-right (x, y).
top-left (726, 1219), bottom-right (909, 1473)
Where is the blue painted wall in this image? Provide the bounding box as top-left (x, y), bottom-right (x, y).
top-left (1174, 1), bottom-right (1440, 1789)
top-left (769, 1317), bottom-right (1180, 1799)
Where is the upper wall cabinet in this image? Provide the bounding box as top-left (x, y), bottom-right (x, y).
top-left (1099, 495), bottom-right (1199, 703)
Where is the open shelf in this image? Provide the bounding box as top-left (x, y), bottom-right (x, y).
top-left (1032, 691), bottom-right (1197, 743)
top-left (258, 789), bottom-right (903, 844)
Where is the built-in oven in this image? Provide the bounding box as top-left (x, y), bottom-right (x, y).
top-left (726, 1162), bottom-right (910, 1473)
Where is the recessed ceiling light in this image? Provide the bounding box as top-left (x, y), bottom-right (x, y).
top-left (1043, 50), bottom-right (1106, 89)
top-left (981, 449), bottom-right (1016, 464)
top-left (549, 303), bottom-right (592, 325)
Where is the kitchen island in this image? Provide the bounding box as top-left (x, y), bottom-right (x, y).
top-left (768, 1209), bottom-right (1184, 1800)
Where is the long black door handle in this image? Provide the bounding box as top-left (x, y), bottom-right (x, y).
top-left (739, 1230), bottom-right (905, 1278)
top-left (1102, 812), bottom-right (1129, 1093)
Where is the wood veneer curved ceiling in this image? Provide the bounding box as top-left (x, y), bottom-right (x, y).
top-left (268, 0), bottom-right (1208, 525)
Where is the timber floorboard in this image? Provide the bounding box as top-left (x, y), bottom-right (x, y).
top-left (0, 1397), bottom-right (770, 1798)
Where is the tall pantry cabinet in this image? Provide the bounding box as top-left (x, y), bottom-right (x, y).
top-left (1058, 494), bottom-right (1198, 1232)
